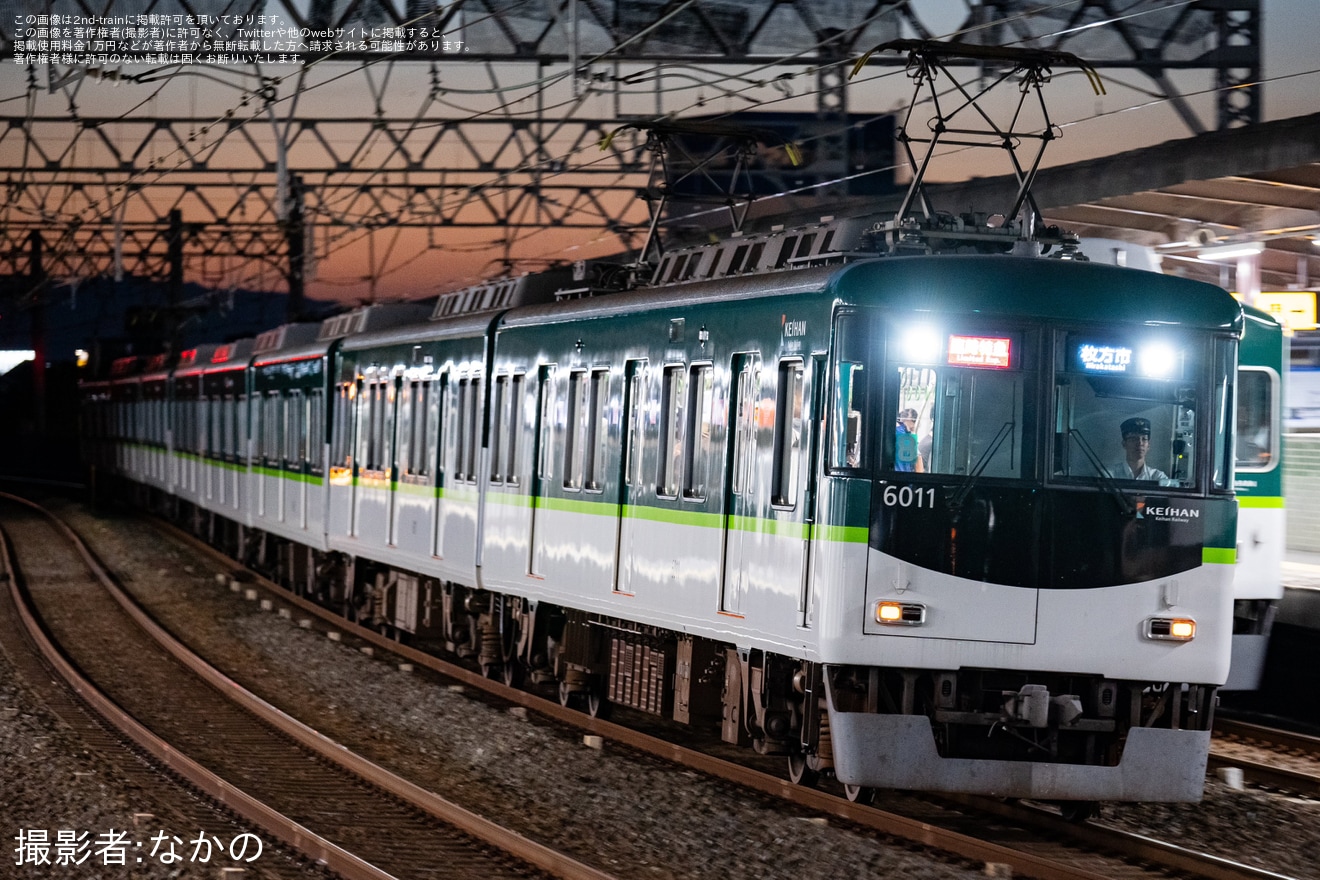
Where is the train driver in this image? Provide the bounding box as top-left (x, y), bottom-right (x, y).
top-left (1109, 417), bottom-right (1169, 482)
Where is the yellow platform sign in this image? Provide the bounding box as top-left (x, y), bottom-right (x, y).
top-left (1235, 291), bottom-right (1317, 332)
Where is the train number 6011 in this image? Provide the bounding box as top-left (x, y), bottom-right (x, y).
top-left (882, 485), bottom-right (936, 508)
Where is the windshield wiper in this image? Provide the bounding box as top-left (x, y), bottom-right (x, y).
top-left (949, 421), bottom-right (1014, 510)
top-left (1068, 428), bottom-right (1136, 517)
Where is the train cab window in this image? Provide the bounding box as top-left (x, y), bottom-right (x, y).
top-left (1052, 333), bottom-right (1200, 489)
top-left (1236, 367), bottom-right (1277, 471)
top-left (772, 359), bottom-right (805, 507)
top-left (886, 330), bottom-right (1025, 479)
top-left (683, 364), bottom-right (714, 500)
top-left (657, 365), bottom-right (686, 498)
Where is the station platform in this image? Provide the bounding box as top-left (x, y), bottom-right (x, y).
top-left (1279, 550), bottom-right (1320, 628)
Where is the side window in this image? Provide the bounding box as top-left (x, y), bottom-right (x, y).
top-left (455, 377), bottom-right (472, 481)
top-left (585, 369), bottom-right (609, 492)
top-left (284, 390), bottom-right (304, 467)
top-left (360, 379), bottom-right (395, 475)
top-left (657, 365), bottom-right (685, 498)
top-left (307, 388), bottom-right (324, 474)
top-left (264, 391), bottom-right (282, 465)
top-left (536, 365), bottom-right (557, 482)
top-left (402, 378), bottom-right (433, 478)
top-left (832, 362), bottom-right (866, 470)
top-left (236, 394), bottom-right (248, 464)
top-left (491, 374), bottom-right (509, 484)
top-left (222, 394), bottom-right (236, 459)
top-left (624, 362), bottom-right (648, 488)
top-left (196, 395), bottom-right (209, 455)
top-left (683, 364), bottom-right (713, 500)
top-left (564, 370), bottom-right (586, 491)
top-left (332, 382), bottom-right (354, 470)
top-left (731, 359), bottom-right (759, 495)
top-left (464, 373), bottom-right (481, 483)
top-left (506, 373), bottom-right (523, 486)
top-left (383, 380), bottom-right (397, 475)
top-left (772, 359), bottom-right (805, 507)
top-left (176, 395), bottom-right (188, 452)
top-left (366, 382), bottom-right (385, 472)
top-left (432, 373), bottom-right (446, 480)
top-left (1235, 367), bottom-right (1276, 471)
top-left (357, 380), bottom-right (373, 471)
top-left (209, 395), bottom-right (224, 458)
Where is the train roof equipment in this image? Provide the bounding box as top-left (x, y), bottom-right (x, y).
top-left (501, 40), bottom-right (1108, 309)
top-left (853, 39), bottom-right (1104, 256)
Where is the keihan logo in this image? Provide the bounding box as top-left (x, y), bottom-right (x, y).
top-left (1146, 506), bottom-right (1200, 519)
top-left (782, 317), bottom-right (807, 338)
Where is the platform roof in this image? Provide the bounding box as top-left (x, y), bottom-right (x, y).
top-left (930, 111), bottom-right (1320, 293)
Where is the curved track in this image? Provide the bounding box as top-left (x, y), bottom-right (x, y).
top-left (0, 492), bottom-right (613, 880)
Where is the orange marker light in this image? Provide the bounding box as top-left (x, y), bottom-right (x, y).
top-left (876, 602), bottom-right (926, 626)
top-left (1147, 617), bottom-right (1196, 641)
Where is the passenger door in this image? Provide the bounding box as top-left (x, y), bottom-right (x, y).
top-left (528, 365), bottom-right (556, 575)
top-left (614, 359), bottom-right (648, 593)
top-left (721, 353), bottom-right (761, 615)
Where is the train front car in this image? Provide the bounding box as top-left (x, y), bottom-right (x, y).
top-left (814, 255), bottom-right (1241, 805)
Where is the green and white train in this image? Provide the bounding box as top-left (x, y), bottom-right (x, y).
top-left (83, 216), bottom-right (1248, 808)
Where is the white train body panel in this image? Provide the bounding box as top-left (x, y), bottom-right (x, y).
top-left (860, 550), bottom-right (1233, 684)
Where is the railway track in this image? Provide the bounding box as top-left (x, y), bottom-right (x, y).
top-left (1211, 718), bottom-right (1320, 798)
top-left (40, 498), bottom-right (1295, 880)
top-left (0, 492), bottom-right (613, 880)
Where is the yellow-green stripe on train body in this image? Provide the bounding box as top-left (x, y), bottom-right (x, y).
top-left (323, 253), bottom-right (1245, 802)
